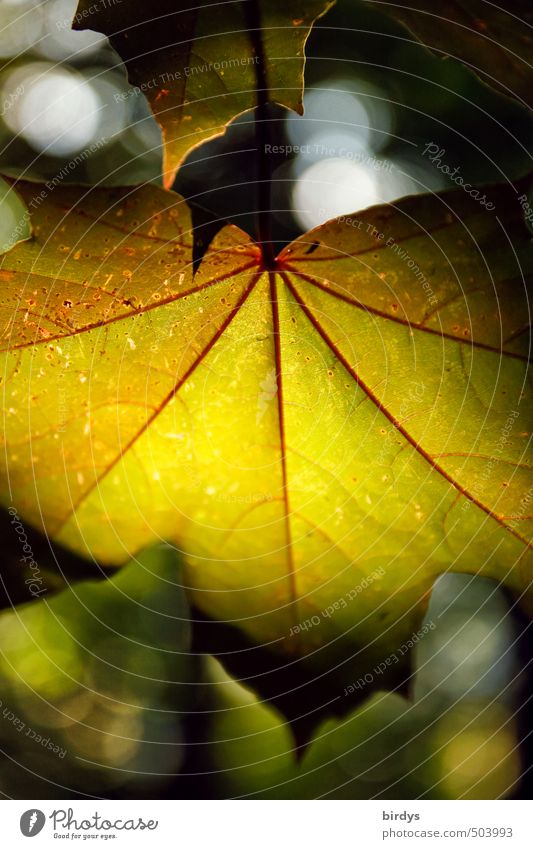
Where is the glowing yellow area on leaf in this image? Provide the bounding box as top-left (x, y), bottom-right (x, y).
top-left (0, 179), bottom-right (531, 667)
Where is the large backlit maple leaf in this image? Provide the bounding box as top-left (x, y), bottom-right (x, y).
top-left (0, 178), bottom-right (531, 668)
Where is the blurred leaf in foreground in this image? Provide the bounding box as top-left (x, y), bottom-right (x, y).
top-left (205, 659), bottom-right (521, 799)
top-left (0, 545), bottom-right (195, 797)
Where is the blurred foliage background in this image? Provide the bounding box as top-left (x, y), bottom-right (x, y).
top-left (0, 0), bottom-right (531, 799)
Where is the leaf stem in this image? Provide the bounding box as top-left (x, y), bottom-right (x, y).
top-left (244, 0), bottom-right (276, 269)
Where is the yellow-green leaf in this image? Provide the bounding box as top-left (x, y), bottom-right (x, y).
top-left (73, 0), bottom-right (334, 186)
top-left (0, 178), bottom-right (531, 671)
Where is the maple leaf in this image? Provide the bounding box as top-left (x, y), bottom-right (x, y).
top-left (73, 0), bottom-right (335, 186)
top-left (0, 177), bottom-right (531, 671)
